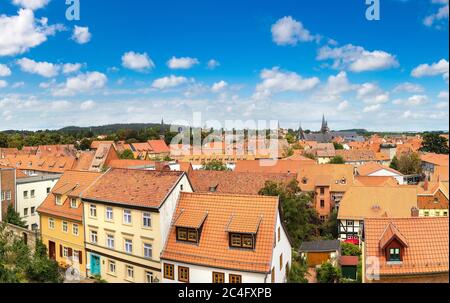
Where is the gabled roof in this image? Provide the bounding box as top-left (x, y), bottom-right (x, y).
top-left (379, 222), bottom-right (408, 250)
top-left (82, 168), bottom-right (184, 209)
top-left (338, 186), bottom-right (418, 220)
top-left (364, 217), bottom-right (449, 276)
top-left (148, 140), bottom-right (170, 153)
top-left (297, 164), bottom-right (354, 192)
top-left (174, 210), bottom-right (208, 229)
top-left (421, 153), bottom-right (449, 167)
top-left (161, 192), bottom-right (280, 273)
top-left (357, 162), bottom-right (403, 176)
top-left (107, 159), bottom-right (156, 169)
top-left (354, 176), bottom-right (399, 187)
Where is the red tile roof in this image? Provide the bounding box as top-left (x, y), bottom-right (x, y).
top-left (357, 162), bottom-right (403, 176)
top-left (148, 140), bottom-right (170, 153)
top-left (161, 192), bottom-right (280, 273)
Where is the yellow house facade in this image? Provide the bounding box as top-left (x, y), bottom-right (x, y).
top-left (37, 170), bottom-right (103, 277)
top-left (82, 168), bottom-right (192, 283)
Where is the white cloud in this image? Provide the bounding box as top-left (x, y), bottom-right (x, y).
top-left (393, 95), bottom-right (429, 106)
top-left (317, 44), bottom-right (399, 72)
top-left (438, 90), bottom-right (449, 99)
top-left (17, 57), bottom-right (59, 77)
top-left (0, 80), bottom-right (7, 88)
top-left (62, 63), bottom-right (82, 74)
top-left (337, 100), bottom-right (350, 111)
top-left (211, 80), bottom-right (228, 93)
top-left (393, 82), bottom-right (425, 93)
top-left (50, 100), bottom-right (71, 110)
top-left (423, 0), bottom-right (449, 27)
top-left (72, 26), bottom-right (91, 44)
top-left (12, 0), bottom-right (50, 10)
top-left (167, 56), bottom-right (199, 69)
top-left (357, 83), bottom-right (389, 104)
top-left (12, 81), bottom-right (25, 88)
top-left (122, 51), bottom-right (154, 71)
top-left (207, 59), bottom-right (220, 69)
top-left (0, 64), bottom-right (11, 77)
top-left (151, 75), bottom-right (189, 90)
top-left (80, 100), bottom-right (96, 110)
top-left (411, 59), bottom-right (449, 82)
top-left (253, 67), bottom-right (320, 99)
top-left (52, 71), bottom-right (107, 96)
top-left (363, 104), bottom-right (381, 112)
top-left (271, 16), bottom-right (319, 45)
top-left (0, 9), bottom-right (63, 56)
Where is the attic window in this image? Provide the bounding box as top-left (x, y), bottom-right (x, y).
top-left (55, 195), bottom-right (62, 205)
top-left (434, 197), bottom-right (439, 204)
top-left (388, 248), bottom-right (401, 262)
top-left (176, 227), bottom-right (199, 243)
top-left (340, 178), bottom-right (347, 185)
top-left (209, 184), bottom-right (218, 193)
top-left (229, 233), bottom-right (254, 249)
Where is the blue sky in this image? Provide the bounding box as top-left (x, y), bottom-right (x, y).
top-left (0, 0), bottom-right (448, 131)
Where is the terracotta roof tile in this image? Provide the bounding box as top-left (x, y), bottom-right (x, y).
top-left (357, 162), bottom-right (403, 176)
top-left (421, 153), bottom-right (449, 167)
top-left (174, 210), bottom-right (208, 229)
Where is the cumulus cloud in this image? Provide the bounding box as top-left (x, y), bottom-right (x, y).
top-left (12, 0), bottom-right (50, 10)
top-left (337, 100), bottom-right (350, 111)
top-left (356, 83), bottom-right (390, 104)
top-left (363, 104), bottom-right (381, 113)
top-left (393, 95), bottom-right (429, 106)
top-left (151, 75), bottom-right (189, 90)
top-left (253, 67), bottom-right (320, 100)
top-left (423, 0), bottom-right (449, 27)
top-left (411, 59), bottom-right (449, 82)
top-left (0, 9), bottom-right (63, 56)
top-left (80, 100), bottom-right (96, 110)
top-left (72, 26), bottom-right (91, 44)
top-left (17, 57), bottom-right (59, 77)
top-left (393, 82), bottom-right (425, 93)
top-left (0, 80), bottom-right (7, 88)
top-left (0, 64), bottom-right (12, 77)
top-left (167, 56), bottom-right (199, 69)
top-left (271, 16), bottom-right (319, 45)
top-left (122, 51), bottom-right (155, 71)
top-left (317, 44), bottom-right (399, 72)
top-left (211, 80), bottom-right (228, 93)
top-left (207, 59), bottom-right (220, 70)
top-left (62, 63), bottom-right (82, 74)
top-left (52, 71), bottom-right (107, 96)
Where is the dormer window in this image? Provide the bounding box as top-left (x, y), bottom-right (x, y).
top-left (70, 198), bottom-right (77, 208)
top-left (55, 195), bottom-right (62, 205)
top-left (174, 210), bottom-right (207, 244)
top-left (388, 248), bottom-right (401, 262)
top-left (176, 227), bottom-right (198, 243)
top-left (229, 233), bottom-right (254, 249)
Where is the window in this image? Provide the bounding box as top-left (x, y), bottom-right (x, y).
top-left (212, 272), bottom-right (225, 283)
top-left (320, 187), bottom-right (325, 195)
top-left (143, 243), bottom-right (152, 259)
top-left (143, 212), bottom-right (152, 228)
top-left (277, 227), bottom-right (281, 242)
top-left (72, 224), bottom-right (79, 236)
top-left (188, 229), bottom-right (197, 242)
top-left (279, 253), bottom-right (283, 270)
top-left (124, 239), bottom-right (133, 254)
top-left (24, 208), bottom-right (28, 216)
top-left (30, 190), bottom-right (35, 198)
top-left (49, 218), bottom-right (55, 229)
top-left (177, 228), bottom-right (188, 241)
top-left (320, 200), bottom-right (325, 208)
top-left (5, 191), bottom-right (11, 201)
top-left (55, 195), bottom-right (62, 205)
top-left (90, 230), bottom-right (98, 244)
top-left (389, 248), bottom-right (401, 262)
top-left (123, 209), bottom-right (132, 224)
top-left (164, 263), bottom-right (174, 280)
top-left (24, 191), bottom-right (29, 199)
top-left (106, 234), bottom-right (115, 249)
top-left (347, 221), bottom-right (354, 226)
top-left (62, 247), bottom-right (69, 258)
top-left (435, 211), bottom-right (441, 216)
top-left (176, 227), bottom-right (198, 243)
top-left (108, 260), bottom-right (116, 274)
top-left (73, 250), bottom-right (79, 262)
top-left (90, 205), bottom-right (97, 217)
top-left (70, 198), bottom-right (77, 208)
top-left (106, 207), bottom-right (113, 221)
top-left (424, 211), bottom-right (430, 217)
top-left (229, 274), bottom-right (242, 283)
top-left (230, 233), bottom-right (254, 249)
top-left (126, 265), bottom-right (134, 280)
top-left (31, 207), bottom-right (35, 215)
top-left (145, 271), bottom-right (154, 283)
top-left (444, 211), bottom-right (448, 217)
top-left (46, 187), bottom-right (51, 194)
top-left (178, 266), bottom-right (189, 282)
top-left (62, 221), bottom-right (68, 233)
top-left (180, 184), bottom-right (184, 191)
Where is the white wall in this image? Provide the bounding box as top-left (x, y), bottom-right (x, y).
top-left (268, 211), bottom-right (292, 283)
top-left (368, 169), bottom-right (404, 185)
top-left (16, 177), bottom-right (59, 230)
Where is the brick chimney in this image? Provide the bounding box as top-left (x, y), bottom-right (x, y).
top-left (411, 207), bottom-right (419, 217)
top-left (423, 177), bottom-right (429, 191)
top-left (155, 161), bottom-right (170, 172)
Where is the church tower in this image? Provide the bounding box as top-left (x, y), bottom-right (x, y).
top-left (297, 122), bottom-right (306, 140)
top-left (320, 114), bottom-right (330, 133)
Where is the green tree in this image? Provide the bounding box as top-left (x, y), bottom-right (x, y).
top-left (259, 179), bottom-right (320, 249)
top-left (0, 133), bottom-right (8, 148)
top-left (420, 133), bottom-right (449, 154)
top-left (303, 152), bottom-right (316, 161)
top-left (390, 156), bottom-right (399, 170)
top-left (316, 262), bottom-right (341, 283)
top-left (285, 133), bottom-right (297, 144)
top-left (333, 142), bottom-right (344, 150)
top-left (119, 149), bottom-right (135, 160)
top-left (4, 205), bottom-right (27, 228)
top-left (340, 242), bottom-right (361, 256)
top-left (397, 152), bottom-right (422, 175)
top-left (320, 209), bottom-right (338, 238)
top-left (329, 155), bottom-right (345, 164)
top-left (202, 159), bottom-right (228, 171)
top-left (287, 251), bottom-right (308, 283)
top-left (78, 138), bottom-right (92, 151)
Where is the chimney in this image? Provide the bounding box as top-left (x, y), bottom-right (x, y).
top-left (423, 177), bottom-right (429, 191)
top-left (155, 161), bottom-right (170, 172)
top-left (411, 207), bottom-right (419, 217)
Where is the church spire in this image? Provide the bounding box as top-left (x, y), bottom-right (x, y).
top-left (321, 114), bottom-right (329, 133)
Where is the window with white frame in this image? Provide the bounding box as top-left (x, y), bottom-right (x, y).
top-left (106, 207), bottom-right (114, 221)
top-left (23, 191), bottom-right (29, 199)
top-left (55, 195), bottom-right (62, 205)
top-left (145, 271), bottom-right (153, 283)
top-left (62, 221), bottom-right (68, 233)
top-left (73, 224), bottom-right (79, 236)
top-left (126, 265), bottom-right (134, 280)
top-left (70, 198), bottom-right (77, 208)
top-left (24, 208), bottom-right (28, 216)
top-left (124, 239), bottom-right (133, 254)
top-left (90, 204), bottom-right (97, 217)
top-left (6, 191), bottom-right (11, 200)
top-left (143, 243), bottom-right (152, 259)
top-left (49, 218), bottom-right (55, 229)
top-left (123, 209), bottom-right (132, 224)
top-left (108, 260), bottom-right (116, 274)
top-left (73, 250), bottom-right (79, 261)
top-left (30, 190), bottom-right (35, 198)
top-left (31, 207), bottom-right (35, 215)
top-left (90, 230), bottom-right (98, 244)
top-left (143, 212), bottom-right (152, 228)
top-left (63, 247), bottom-right (69, 258)
top-left (107, 234), bottom-right (115, 249)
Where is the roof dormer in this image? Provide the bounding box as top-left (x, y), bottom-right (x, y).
top-left (379, 222), bottom-right (408, 263)
top-left (226, 215), bottom-right (262, 250)
top-left (174, 210), bottom-right (208, 244)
